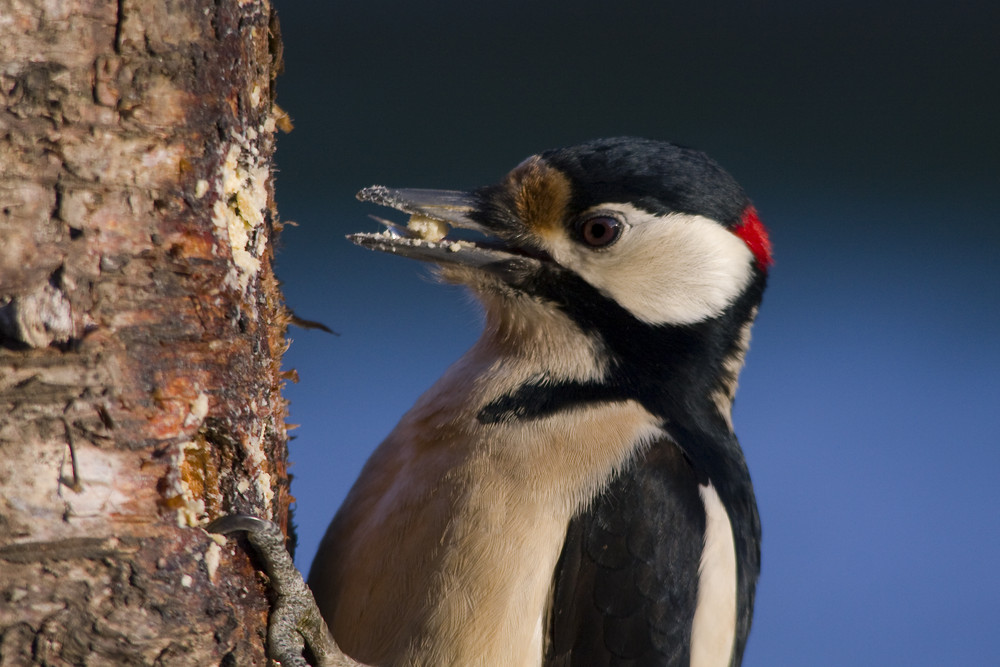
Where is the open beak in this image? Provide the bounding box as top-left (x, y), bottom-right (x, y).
top-left (349, 186), bottom-right (546, 273)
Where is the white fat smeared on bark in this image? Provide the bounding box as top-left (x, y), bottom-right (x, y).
top-left (690, 482), bottom-right (738, 667)
top-left (539, 203), bottom-right (755, 326)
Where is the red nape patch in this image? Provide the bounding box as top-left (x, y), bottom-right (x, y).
top-left (733, 207), bottom-right (773, 271)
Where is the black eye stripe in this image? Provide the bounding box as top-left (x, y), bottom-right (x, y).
top-left (576, 215), bottom-right (623, 248)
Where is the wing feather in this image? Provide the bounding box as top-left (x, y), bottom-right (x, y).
top-left (545, 437), bottom-right (706, 667)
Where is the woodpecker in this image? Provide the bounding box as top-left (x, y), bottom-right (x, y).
top-left (308, 137), bottom-right (771, 667)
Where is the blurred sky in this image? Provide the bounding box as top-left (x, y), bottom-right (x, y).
top-left (269, 2), bottom-right (1000, 665)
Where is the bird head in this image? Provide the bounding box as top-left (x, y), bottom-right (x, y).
top-left (352, 137), bottom-right (769, 325)
top-left (351, 137), bottom-right (771, 426)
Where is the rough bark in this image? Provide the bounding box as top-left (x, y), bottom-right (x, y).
top-left (0, 0), bottom-right (294, 663)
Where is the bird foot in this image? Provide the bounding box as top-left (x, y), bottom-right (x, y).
top-left (207, 515), bottom-right (365, 667)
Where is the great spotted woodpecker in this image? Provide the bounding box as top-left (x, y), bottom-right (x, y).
top-left (305, 137), bottom-right (772, 667)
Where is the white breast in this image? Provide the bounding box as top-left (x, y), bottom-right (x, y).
top-left (315, 310), bottom-right (664, 666)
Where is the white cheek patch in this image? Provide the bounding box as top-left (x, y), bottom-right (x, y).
top-left (544, 203), bottom-right (755, 325)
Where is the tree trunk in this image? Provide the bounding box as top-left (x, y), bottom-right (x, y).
top-left (0, 1), bottom-right (292, 663)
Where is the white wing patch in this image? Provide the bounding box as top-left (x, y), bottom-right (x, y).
top-left (690, 482), bottom-right (738, 667)
top-left (540, 203), bottom-right (755, 326)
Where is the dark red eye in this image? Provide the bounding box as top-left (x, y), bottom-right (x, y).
top-left (576, 216), bottom-right (623, 248)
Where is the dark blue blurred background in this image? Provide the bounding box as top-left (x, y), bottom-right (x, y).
top-left (270, 2), bottom-right (1000, 664)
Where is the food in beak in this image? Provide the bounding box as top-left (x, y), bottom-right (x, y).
top-left (406, 213), bottom-right (450, 242)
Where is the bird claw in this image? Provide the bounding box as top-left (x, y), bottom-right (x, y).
top-left (207, 515), bottom-right (364, 667)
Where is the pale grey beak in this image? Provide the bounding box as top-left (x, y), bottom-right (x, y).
top-left (355, 186), bottom-right (489, 233)
top-left (349, 185), bottom-right (545, 273)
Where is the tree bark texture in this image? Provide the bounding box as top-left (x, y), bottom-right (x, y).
top-left (0, 1), bottom-right (291, 664)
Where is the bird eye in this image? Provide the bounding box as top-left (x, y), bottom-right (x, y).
top-left (576, 216), bottom-right (623, 248)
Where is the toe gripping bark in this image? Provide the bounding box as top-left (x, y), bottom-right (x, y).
top-left (207, 515), bottom-right (363, 667)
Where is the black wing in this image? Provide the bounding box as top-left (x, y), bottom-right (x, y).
top-left (545, 437), bottom-right (707, 667)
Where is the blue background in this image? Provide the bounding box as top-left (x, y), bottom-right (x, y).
top-left (270, 2), bottom-right (1000, 664)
